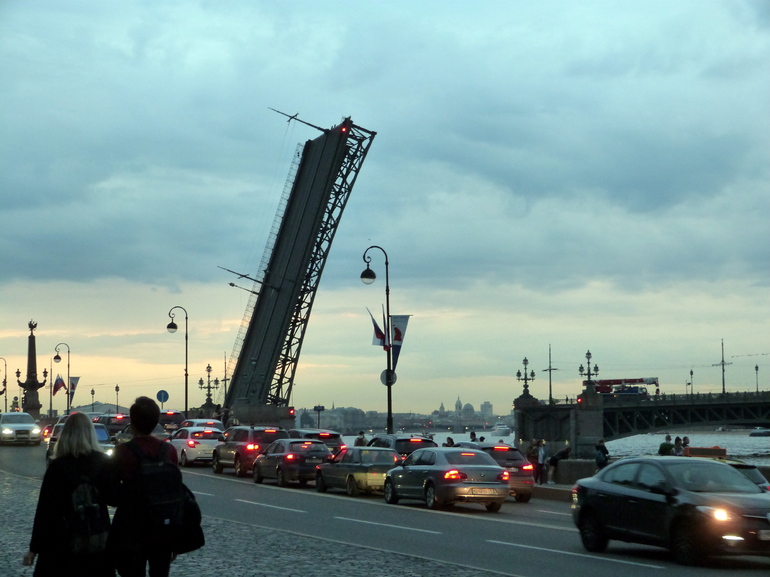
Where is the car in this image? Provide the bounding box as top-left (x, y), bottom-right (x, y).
top-left (112, 423), bottom-right (171, 444)
top-left (383, 447), bottom-right (510, 511)
top-left (0, 412), bottom-right (42, 445)
top-left (315, 446), bottom-right (400, 496)
top-left (289, 428), bottom-right (345, 454)
top-left (179, 418), bottom-right (225, 431)
top-left (254, 439), bottom-right (332, 486)
top-left (46, 422), bottom-right (115, 464)
top-left (212, 426), bottom-right (289, 477)
top-left (168, 426), bottom-right (224, 467)
top-left (366, 434), bottom-right (438, 459)
top-left (453, 441), bottom-right (534, 502)
top-left (158, 410), bottom-right (186, 433)
top-left (571, 456), bottom-right (770, 564)
top-left (92, 413), bottom-right (130, 436)
top-left (727, 461), bottom-right (770, 491)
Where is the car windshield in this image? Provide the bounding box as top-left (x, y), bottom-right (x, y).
top-left (485, 446), bottom-right (525, 464)
top-left (94, 427), bottom-right (110, 442)
top-left (668, 462), bottom-right (762, 493)
top-left (360, 450), bottom-right (399, 464)
top-left (445, 451), bottom-right (498, 466)
top-left (254, 430), bottom-right (289, 444)
top-left (3, 414), bottom-right (34, 424)
top-left (289, 441), bottom-right (330, 454)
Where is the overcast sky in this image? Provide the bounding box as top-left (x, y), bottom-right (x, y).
top-left (1, 1), bottom-right (768, 418)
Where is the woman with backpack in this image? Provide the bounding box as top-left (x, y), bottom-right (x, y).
top-left (23, 412), bottom-right (114, 576)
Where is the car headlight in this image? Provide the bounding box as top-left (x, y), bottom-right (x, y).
top-left (32, 428), bottom-right (41, 434)
top-left (696, 505), bottom-right (734, 521)
top-left (1, 428), bottom-right (12, 435)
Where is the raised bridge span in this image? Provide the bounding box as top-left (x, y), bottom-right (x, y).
top-left (515, 390), bottom-right (770, 458)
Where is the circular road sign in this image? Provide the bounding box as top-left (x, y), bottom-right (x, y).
top-left (380, 370), bottom-right (397, 386)
top-left (156, 390), bottom-right (170, 404)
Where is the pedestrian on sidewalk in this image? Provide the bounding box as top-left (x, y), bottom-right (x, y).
top-left (547, 446), bottom-right (571, 484)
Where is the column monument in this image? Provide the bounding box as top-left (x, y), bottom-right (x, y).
top-left (18, 320), bottom-right (46, 419)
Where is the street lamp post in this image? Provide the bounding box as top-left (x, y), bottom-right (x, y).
top-left (0, 357), bottom-right (7, 412)
top-left (361, 245), bottom-right (394, 434)
top-left (516, 357), bottom-right (536, 396)
top-left (756, 365), bottom-right (760, 394)
top-left (53, 343), bottom-right (71, 414)
top-left (91, 388), bottom-right (95, 412)
top-left (578, 350), bottom-right (599, 389)
top-left (198, 364), bottom-right (219, 407)
top-left (115, 385), bottom-right (120, 414)
top-left (166, 306), bottom-right (189, 418)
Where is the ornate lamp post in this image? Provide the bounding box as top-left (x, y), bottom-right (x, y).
top-left (516, 357), bottom-right (536, 397)
top-left (0, 357), bottom-right (7, 412)
top-left (198, 363), bottom-right (220, 409)
top-left (53, 343), bottom-right (71, 414)
top-left (578, 350), bottom-right (599, 389)
top-left (361, 245), bottom-right (394, 434)
top-left (166, 306), bottom-right (189, 418)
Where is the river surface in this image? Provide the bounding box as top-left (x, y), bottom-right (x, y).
top-left (343, 429), bottom-right (770, 466)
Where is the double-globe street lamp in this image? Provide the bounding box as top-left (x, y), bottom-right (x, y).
top-left (166, 306), bottom-right (189, 418)
top-left (361, 245), bottom-right (394, 435)
top-left (53, 342), bottom-right (71, 414)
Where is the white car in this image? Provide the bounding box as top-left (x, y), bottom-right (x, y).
top-left (169, 426), bottom-right (225, 467)
top-left (0, 412), bottom-right (42, 445)
top-left (179, 418), bottom-right (225, 431)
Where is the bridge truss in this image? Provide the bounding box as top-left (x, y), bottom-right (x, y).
top-left (224, 117), bottom-right (376, 424)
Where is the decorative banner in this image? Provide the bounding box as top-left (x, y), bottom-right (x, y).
top-left (69, 376), bottom-right (80, 404)
top-left (390, 315), bottom-right (411, 370)
top-left (366, 307), bottom-right (387, 349)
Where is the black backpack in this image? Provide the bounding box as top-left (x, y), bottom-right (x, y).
top-left (65, 468), bottom-right (110, 554)
top-left (127, 442), bottom-right (185, 532)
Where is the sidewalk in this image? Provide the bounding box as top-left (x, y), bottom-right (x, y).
top-left (1, 470), bottom-right (567, 577)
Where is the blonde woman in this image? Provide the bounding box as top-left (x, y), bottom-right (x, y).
top-left (23, 412), bottom-right (114, 576)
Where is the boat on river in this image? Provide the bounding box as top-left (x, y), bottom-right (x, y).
top-left (490, 423), bottom-right (511, 437)
top-left (749, 428), bottom-right (770, 437)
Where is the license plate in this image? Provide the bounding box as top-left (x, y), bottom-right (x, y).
top-left (759, 530), bottom-right (770, 541)
top-left (306, 458), bottom-right (321, 463)
top-left (510, 467), bottom-right (519, 473)
top-left (471, 488), bottom-right (496, 495)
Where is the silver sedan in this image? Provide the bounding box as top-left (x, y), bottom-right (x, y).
top-left (383, 447), bottom-right (510, 511)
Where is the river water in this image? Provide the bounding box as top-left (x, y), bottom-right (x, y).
top-left (343, 429), bottom-right (770, 466)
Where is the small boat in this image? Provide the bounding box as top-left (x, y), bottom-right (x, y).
top-left (490, 423), bottom-right (511, 437)
top-left (749, 428), bottom-right (770, 437)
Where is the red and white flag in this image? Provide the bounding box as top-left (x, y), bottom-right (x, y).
top-left (367, 308), bottom-right (387, 350)
top-left (390, 315), bottom-right (411, 370)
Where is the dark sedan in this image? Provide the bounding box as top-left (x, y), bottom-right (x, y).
top-left (383, 447), bottom-right (510, 511)
top-left (254, 439), bottom-right (332, 486)
top-left (315, 447), bottom-right (400, 496)
top-left (572, 456), bottom-right (770, 564)
top-left (454, 441), bottom-right (534, 502)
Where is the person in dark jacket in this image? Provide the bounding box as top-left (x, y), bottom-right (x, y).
top-left (108, 396), bottom-right (179, 577)
top-left (23, 412), bottom-right (114, 576)
top-left (595, 439), bottom-right (610, 470)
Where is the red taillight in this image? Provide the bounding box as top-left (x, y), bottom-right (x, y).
top-left (186, 440), bottom-right (199, 448)
top-left (493, 446), bottom-right (509, 451)
top-left (264, 429), bottom-right (277, 433)
top-left (522, 464), bottom-right (534, 471)
top-left (285, 453), bottom-right (297, 460)
top-left (444, 469), bottom-right (468, 480)
top-left (246, 443), bottom-right (260, 451)
top-left (499, 471), bottom-right (510, 482)
top-left (319, 433), bottom-right (330, 437)
top-left (409, 438), bottom-right (423, 442)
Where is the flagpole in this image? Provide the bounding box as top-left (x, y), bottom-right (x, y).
top-left (49, 357), bottom-right (53, 418)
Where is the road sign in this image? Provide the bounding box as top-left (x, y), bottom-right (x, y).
top-left (157, 390), bottom-right (169, 404)
top-left (380, 370), bottom-right (397, 386)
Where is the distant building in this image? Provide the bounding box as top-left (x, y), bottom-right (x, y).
top-left (480, 401), bottom-right (493, 419)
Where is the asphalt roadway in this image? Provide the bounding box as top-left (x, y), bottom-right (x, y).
top-left (1, 466), bottom-right (574, 577)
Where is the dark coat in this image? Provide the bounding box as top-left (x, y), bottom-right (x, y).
top-left (29, 451), bottom-right (114, 577)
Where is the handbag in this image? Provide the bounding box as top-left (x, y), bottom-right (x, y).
top-left (173, 483), bottom-right (205, 554)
